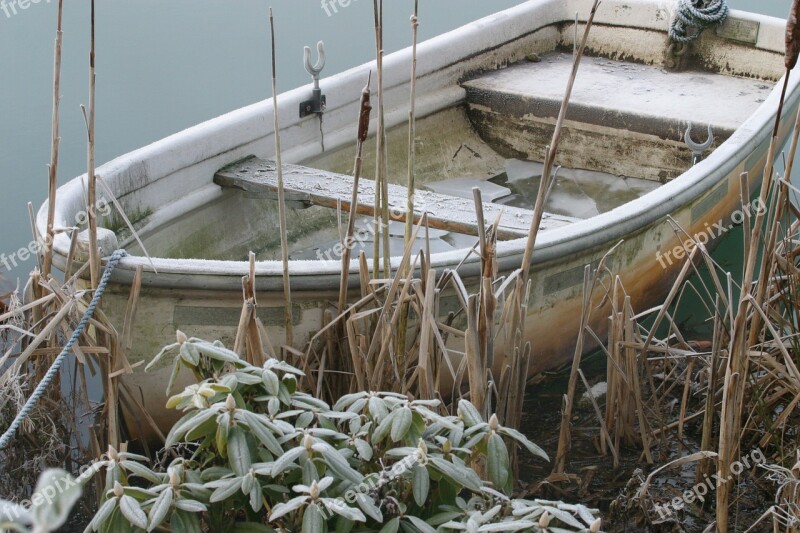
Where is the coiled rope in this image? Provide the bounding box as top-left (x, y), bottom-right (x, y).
top-left (0, 249), bottom-right (127, 449)
top-left (669, 0), bottom-right (729, 43)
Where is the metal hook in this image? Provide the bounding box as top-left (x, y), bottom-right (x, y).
top-left (300, 41), bottom-right (327, 118)
top-left (684, 123), bottom-right (714, 165)
top-left (303, 41), bottom-right (326, 89)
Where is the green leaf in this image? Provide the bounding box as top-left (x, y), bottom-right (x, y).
top-left (391, 407), bottom-right (413, 443)
top-left (216, 414), bottom-right (230, 457)
top-left (249, 482), bottom-right (263, 513)
top-left (166, 357), bottom-right (182, 396)
top-left (478, 521), bottom-right (535, 531)
top-left (292, 394), bottom-right (330, 411)
top-left (368, 396), bottom-right (389, 421)
top-left (301, 459), bottom-right (319, 486)
top-left (412, 406), bottom-right (457, 430)
top-left (227, 427), bottom-right (253, 476)
top-left (457, 400), bottom-right (483, 427)
top-left (438, 478), bottom-right (457, 506)
top-left (404, 515), bottom-right (436, 533)
top-left (165, 409), bottom-right (217, 447)
top-left (427, 457), bottom-right (482, 492)
top-left (171, 509), bottom-right (203, 533)
top-left (347, 397), bottom-right (368, 414)
top-left (147, 487), bottom-right (173, 531)
top-left (268, 397), bottom-right (280, 416)
top-left (333, 392), bottom-right (367, 411)
top-left (146, 342), bottom-right (178, 372)
top-left (121, 486), bottom-right (158, 501)
top-left (0, 501), bottom-right (31, 528)
top-left (119, 494), bottom-right (148, 529)
top-left (497, 427), bottom-right (549, 461)
top-left (174, 498), bottom-right (207, 513)
top-left (262, 370), bottom-right (280, 396)
top-left (87, 497), bottom-right (118, 531)
top-left (297, 411), bottom-right (314, 428)
top-left (30, 469), bottom-right (81, 531)
top-left (165, 393), bottom-right (185, 410)
top-left (411, 464), bottom-right (429, 507)
top-left (384, 447), bottom-right (418, 459)
top-left (209, 477), bottom-right (243, 503)
top-left (283, 375), bottom-right (298, 395)
top-left (179, 343), bottom-right (201, 366)
top-left (271, 446), bottom-right (306, 477)
top-left (270, 495), bottom-right (309, 521)
top-left (193, 341), bottom-right (243, 363)
top-left (541, 506), bottom-right (586, 529)
top-left (378, 517), bottom-right (400, 533)
top-left (487, 433), bottom-right (510, 491)
top-left (235, 372), bottom-right (263, 386)
top-left (371, 410), bottom-right (396, 444)
top-left (315, 442), bottom-right (363, 485)
top-left (200, 466), bottom-right (234, 482)
top-left (354, 439), bottom-right (373, 461)
top-left (449, 424), bottom-right (464, 448)
top-left (354, 492), bottom-right (382, 522)
top-left (240, 412), bottom-right (284, 457)
top-left (321, 498), bottom-right (366, 522)
top-left (102, 507), bottom-right (132, 533)
top-left (302, 502), bottom-right (325, 533)
top-left (427, 511), bottom-right (464, 526)
top-left (335, 516), bottom-right (356, 533)
top-left (121, 460), bottom-right (162, 485)
top-left (184, 412), bottom-right (220, 442)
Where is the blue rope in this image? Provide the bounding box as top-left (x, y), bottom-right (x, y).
top-left (0, 249), bottom-right (127, 450)
top-left (670, 0), bottom-right (729, 43)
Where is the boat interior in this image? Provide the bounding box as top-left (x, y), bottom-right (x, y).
top-left (130, 15), bottom-right (783, 263)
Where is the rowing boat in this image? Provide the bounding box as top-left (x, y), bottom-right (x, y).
top-left (35, 0), bottom-right (800, 435)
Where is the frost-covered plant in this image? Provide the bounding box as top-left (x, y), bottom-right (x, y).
top-left (0, 468), bottom-right (82, 533)
top-left (84, 334), bottom-right (602, 532)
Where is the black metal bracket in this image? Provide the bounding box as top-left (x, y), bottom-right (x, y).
top-left (300, 90), bottom-right (326, 118)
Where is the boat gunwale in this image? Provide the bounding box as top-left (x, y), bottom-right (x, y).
top-left (36, 0), bottom-right (799, 291)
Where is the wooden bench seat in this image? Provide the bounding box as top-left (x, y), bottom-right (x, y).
top-left (462, 52), bottom-right (773, 181)
top-left (214, 156), bottom-right (579, 240)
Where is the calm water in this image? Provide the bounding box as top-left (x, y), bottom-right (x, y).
top-left (0, 0), bottom-right (792, 283)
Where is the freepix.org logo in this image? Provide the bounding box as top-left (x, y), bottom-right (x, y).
top-left (320, 0), bottom-right (361, 17)
top-left (1, 0), bottom-right (53, 19)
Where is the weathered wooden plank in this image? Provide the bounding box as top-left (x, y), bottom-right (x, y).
top-left (463, 52), bottom-right (770, 136)
top-left (214, 156), bottom-right (578, 240)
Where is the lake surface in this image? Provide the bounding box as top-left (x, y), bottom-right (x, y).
top-left (0, 0), bottom-right (793, 283)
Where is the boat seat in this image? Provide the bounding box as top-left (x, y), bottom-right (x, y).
top-left (214, 156), bottom-right (580, 240)
top-left (462, 52), bottom-right (773, 181)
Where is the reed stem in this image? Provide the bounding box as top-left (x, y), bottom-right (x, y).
top-left (87, 0), bottom-right (99, 289)
top-left (338, 76), bottom-right (373, 315)
top-left (519, 0), bottom-right (600, 284)
top-left (269, 7), bottom-right (294, 347)
top-left (372, 0), bottom-right (390, 279)
top-left (42, 0), bottom-right (64, 280)
top-left (405, 1), bottom-right (419, 246)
